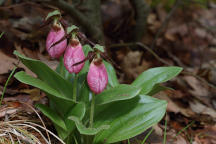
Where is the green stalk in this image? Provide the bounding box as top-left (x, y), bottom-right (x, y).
top-left (73, 74), bottom-right (78, 102)
top-left (0, 67), bottom-right (16, 106)
top-left (89, 93), bottom-right (95, 128)
top-left (60, 56), bottom-right (64, 76)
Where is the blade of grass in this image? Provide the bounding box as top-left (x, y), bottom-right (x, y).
top-left (0, 32), bottom-right (4, 38)
top-left (0, 67), bottom-right (17, 106)
top-left (163, 117), bottom-right (167, 144)
top-left (185, 132), bottom-right (193, 144)
top-left (128, 139), bottom-right (130, 144)
top-left (176, 121), bottom-right (194, 137)
top-left (141, 127), bottom-right (154, 144)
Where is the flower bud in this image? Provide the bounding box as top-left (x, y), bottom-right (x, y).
top-left (87, 58), bottom-right (108, 94)
top-left (46, 24), bottom-right (67, 58)
top-left (64, 40), bottom-right (85, 74)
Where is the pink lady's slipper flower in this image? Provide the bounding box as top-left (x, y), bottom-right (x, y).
top-left (64, 39), bottom-right (85, 74)
top-left (87, 58), bottom-right (108, 94)
top-left (46, 24), bottom-right (67, 58)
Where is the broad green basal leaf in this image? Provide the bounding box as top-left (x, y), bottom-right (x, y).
top-left (64, 102), bottom-right (86, 126)
top-left (59, 102), bottom-right (86, 140)
top-left (147, 84), bottom-right (173, 96)
top-left (14, 51), bottom-right (73, 99)
top-left (14, 71), bottom-right (75, 115)
top-left (95, 84), bottom-right (141, 105)
top-left (68, 116), bottom-right (110, 135)
top-left (36, 104), bottom-right (67, 130)
top-left (14, 71), bottom-right (71, 101)
top-left (132, 67), bottom-right (182, 95)
top-left (93, 95), bottom-right (167, 143)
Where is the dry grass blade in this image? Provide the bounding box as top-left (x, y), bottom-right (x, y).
top-left (1, 128), bottom-right (33, 143)
top-left (1, 121), bottom-right (44, 144)
top-left (17, 136), bottom-right (21, 144)
top-left (20, 102), bottom-right (51, 143)
top-left (0, 118), bottom-right (65, 143)
top-left (25, 121), bottom-right (66, 144)
top-left (8, 132), bottom-right (15, 144)
top-left (15, 123), bottom-right (49, 144)
top-left (8, 125), bottom-right (36, 144)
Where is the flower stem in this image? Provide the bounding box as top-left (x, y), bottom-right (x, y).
top-left (90, 93), bottom-right (95, 128)
top-left (73, 74), bottom-right (78, 102)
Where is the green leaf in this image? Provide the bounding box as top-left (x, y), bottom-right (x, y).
top-left (132, 67), bottom-right (182, 95)
top-left (147, 84), bottom-right (172, 96)
top-left (60, 102), bottom-right (86, 140)
top-left (67, 25), bottom-right (78, 34)
top-left (14, 71), bottom-right (74, 115)
top-left (36, 104), bottom-right (67, 130)
top-left (104, 61), bottom-right (119, 87)
top-left (95, 84), bottom-right (141, 105)
top-left (54, 124), bottom-right (68, 140)
top-left (14, 71), bottom-right (71, 101)
top-left (68, 116), bottom-right (110, 135)
top-left (93, 95), bottom-right (167, 143)
top-left (14, 51), bottom-right (73, 99)
top-left (83, 44), bottom-right (94, 55)
top-left (65, 102), bottom-right (86, 124)
top-left (94, 44), bottom-right (104, 53)
top-left (45, 10), bottom-right (61, 21)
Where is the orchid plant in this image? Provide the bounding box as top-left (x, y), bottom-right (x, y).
top-left (13, 10), bottom-right (182, 144)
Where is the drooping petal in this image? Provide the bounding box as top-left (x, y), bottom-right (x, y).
top-left (46, 26), bottom-right (67, 58)
top-left (64, 43), bottom-right (85, 74)
top-left (87, 60), bottom-right (108, 94)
